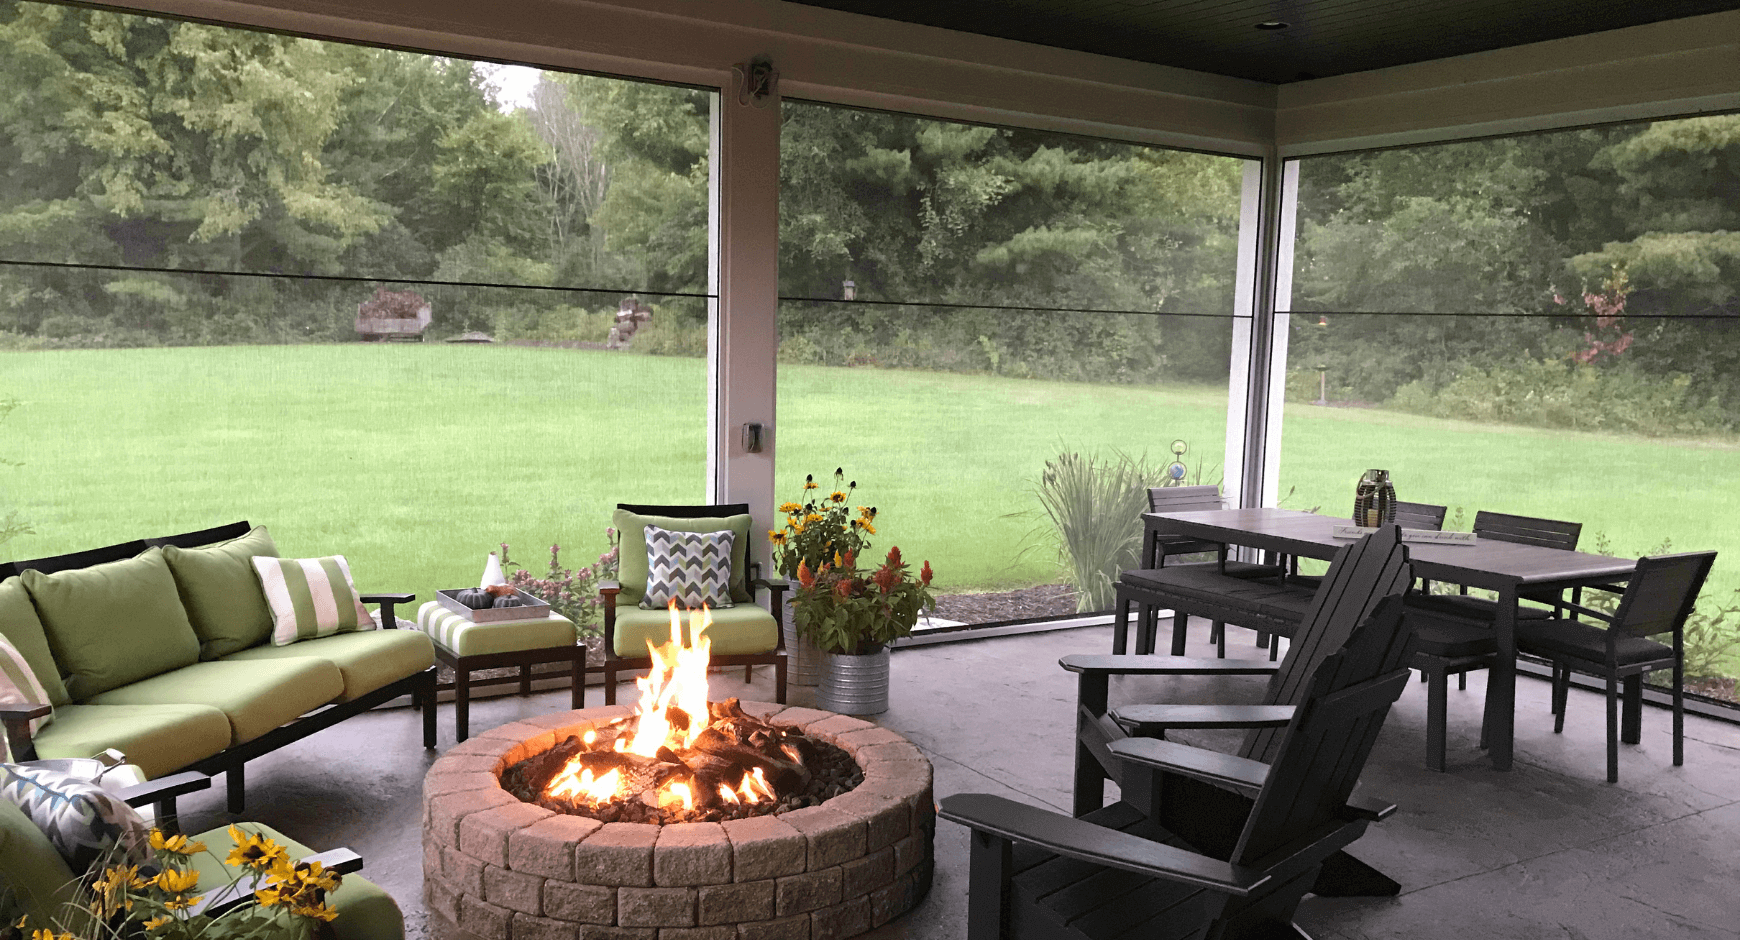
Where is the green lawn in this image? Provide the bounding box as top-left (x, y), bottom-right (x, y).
top-left (2, 344), bottom-right (1735, 621)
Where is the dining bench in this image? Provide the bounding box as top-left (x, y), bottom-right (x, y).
top-left (1115, 565), bottom-right (1314, 658)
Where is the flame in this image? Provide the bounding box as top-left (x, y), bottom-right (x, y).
top-left (626, 602), bottom-right (714, 757)
top-left (541, 600), bottom-right (779, 808)
top-left (659, 781), bottom-right (694, 811)
top-left (546, 765), bottom-right (622, 803)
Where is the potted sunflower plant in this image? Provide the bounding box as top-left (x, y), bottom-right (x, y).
top-left (772, 470), bottom-right (935, 714)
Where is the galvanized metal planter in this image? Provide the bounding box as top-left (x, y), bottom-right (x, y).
top-left (816, 646), bottom-right (891, 716)
top-left (783, 617), bottom-right (827, 687)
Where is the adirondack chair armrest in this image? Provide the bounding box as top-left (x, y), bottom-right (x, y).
top-left (115, 771), bottom-right (212, 808)
top-left (1112, 704), bottom-right (1295, 736)
top-left (1109, 736), bottom-right (1269, 793)
top-left (1060, 654), bottom-right (1280, 677)
top-left (938, 793), bottom-right (1270, 897)
top-left (1340, 792), bottom-right (1397, 822)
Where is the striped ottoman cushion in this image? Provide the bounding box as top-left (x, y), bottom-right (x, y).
top-left (416, 601), bottom-right (578, 657)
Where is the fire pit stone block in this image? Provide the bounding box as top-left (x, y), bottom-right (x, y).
top-left (721, 815), bottom-right (807, 882)
top-left (424, 704), bottom-right (932, 940)
top-left (698, 880), bottom-right (775, 925)
top-left (483, 865), bottom-right (545, 915)
top-left (541, 882), bottom-right (615, 924)
top-left (776, 806), bottom-right (867, 870)
top-left (775, 867), bottom-right (842, 916)
top-left (802, 715), bottom-right (876, 737)
top-left (740, 914), bottom-right (810, 940)
top-left (509, 912), bottom-right (578, 940)
top-left (575, 822), bottom-right (659, 887)
top-left (510, 815), bottom-right (602, 880)
top-left (654, 822), bottom-right (732, 886)
top-left (429, 788), bottom-right (517, 846)
top-left (617, 886), bottom-right (697, 927)
top-left (763, 706), bottom-right (833, 729)
top-left (460, 802), bottom-right (555, 867)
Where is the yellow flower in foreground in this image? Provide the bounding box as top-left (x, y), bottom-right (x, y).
top-left (143, 916), bottom-right (174, 932)
top-left (293, 901), bottom-right (340, 923)
top-left (154, 868), bottom-right (202, 895)
top-left (162, 894), bottom-right (204, 912)
top-left (226, 825), bottom-right (288, 870)
top-left (804, 513), bottom-right (824, 525)
top-left (860, 522), bottom-right (877, 535)
top-left (150, 830), bottom-right (206, 855)
top-left (803, 480), bottom-right (818, 490)
top-left (768, 530), bottom-right (788, 546)
top-left (33, 929), bottom-right (75, 940)
top-left (89, 865), bottom-right (147, 916)
top-left (778, 502), bottom-right (801, 514)
top-left (829, 491), bottom-right (847, 503)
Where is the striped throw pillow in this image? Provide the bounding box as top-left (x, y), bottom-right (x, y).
top-left (640, 525), bottom-right (735, 610)
top-left (0, 634), bottom-right (52, 761)
top-left (251, 555), bottom-right (377, 647)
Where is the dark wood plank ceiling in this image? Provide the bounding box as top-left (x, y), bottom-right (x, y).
top-left (783, 0), bottom-right (1740, 83)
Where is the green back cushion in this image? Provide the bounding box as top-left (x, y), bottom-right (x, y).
top-left (162, 524), bottom-right (279, 659)
top-left (613, 510), bottom-right (753, 605)
top-left (0, 579), bottom-right (68, 706)
top-left (22, 548), bottom-right (202, 701)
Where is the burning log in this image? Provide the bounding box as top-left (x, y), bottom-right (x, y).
top-left (500, 602), bottom-right (864, 824)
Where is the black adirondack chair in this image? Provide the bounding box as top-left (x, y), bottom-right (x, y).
top-left (941, 595), bottom-right (1418, 940)
top-left (1066, 525), bottom-right (1411, 896)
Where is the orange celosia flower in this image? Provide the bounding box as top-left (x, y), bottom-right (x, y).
top-left (796, 560), bottom-right (815, 589)
top-left (920, 561), bottom-right (933, 586)
top-left (886, 546), bottom-right (903, 567)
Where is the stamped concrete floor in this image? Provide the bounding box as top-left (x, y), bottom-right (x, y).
top-left (162, 621), bottom-right (1740, 940)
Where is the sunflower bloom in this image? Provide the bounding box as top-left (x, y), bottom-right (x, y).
top-left (778, 502), bottom-right (801, 514)
top-left (829, 491), bottom-right (846, 503)
top-left (153, 868), bottom-right (202, 895)
top-left (150, 830), bottom-right (206, 856)
top-left (226, 825), bottom-right (288, 870)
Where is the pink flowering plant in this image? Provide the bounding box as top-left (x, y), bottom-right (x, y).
top-left (500, 529), bottom-right (620, 637)
top-left (1556, 264), bottom-right (1634, 364)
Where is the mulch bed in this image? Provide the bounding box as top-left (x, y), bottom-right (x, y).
top-left (932, 583), bottom-right (1086, 624)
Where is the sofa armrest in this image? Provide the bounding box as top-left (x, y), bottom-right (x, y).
top-left (0, 702), bottom-right (51, 762)
top-left (362, 593), bottom-right (416, 628)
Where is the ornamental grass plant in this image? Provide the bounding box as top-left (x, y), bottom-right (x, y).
top-left (1035, 449), bottom-right (1169, 613)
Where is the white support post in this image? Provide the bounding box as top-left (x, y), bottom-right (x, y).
top-left (1223, 154), bottom-right (1298, 511)
top-left (1262, 161), bottom-right (1301, 508)
top-left (707, 71), bottom-right (780, 565)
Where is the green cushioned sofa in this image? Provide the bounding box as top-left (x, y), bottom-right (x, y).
top-left (0, 522), bottom-right (436, 812)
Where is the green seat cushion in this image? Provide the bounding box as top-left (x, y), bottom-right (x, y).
top-left (0, 579), bottom-right (68, 706)
top-left (22, 547), bottom-right (201, 700)
top-left (416, 601), bottom-right (577, 658)
top-left (221, 629), bottom-right (434, 703)
top-left (85, 660), bottom-right (343, 746)
top-left (29, 703), bottom-right (232, 779)
top-left (188, 822), bottom-right (404, 940)
top-left (162, 524), bottom-right (279, 659)
top-left (614, 509), bottom-right (754, 606)
top-left (0, 796), bottom-right (80, 933)
top-left (613, 602), bottom-right (777, 658)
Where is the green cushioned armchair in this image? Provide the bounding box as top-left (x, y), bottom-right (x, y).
top-left (600, 503), bottom-right (788, 705)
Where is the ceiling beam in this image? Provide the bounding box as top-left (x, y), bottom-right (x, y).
top-left (1276, 10), bottom-right (1740, 156)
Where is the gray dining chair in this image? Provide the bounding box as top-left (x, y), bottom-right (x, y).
top-left (1517, 550), bottom-right (1715, 783)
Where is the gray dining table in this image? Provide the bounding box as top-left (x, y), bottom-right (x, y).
top-left (1142, 506), bottom-right (1639, 770)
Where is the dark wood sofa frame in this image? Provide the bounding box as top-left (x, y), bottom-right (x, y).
top-left (0, 521), bottom-right (436, 813)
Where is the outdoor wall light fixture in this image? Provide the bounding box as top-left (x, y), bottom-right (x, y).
top-left (734, 57), bottom-right (779, 108)
top-left (741, 422), bottom-right (767, 453)
top-left (1255, 21), bottom-right (1290, 30)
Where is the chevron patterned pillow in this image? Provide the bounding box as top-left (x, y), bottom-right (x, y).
top-left (639, 525), bottom-right (737, 610)
top-left (0, 762), bottom-right (152, 874)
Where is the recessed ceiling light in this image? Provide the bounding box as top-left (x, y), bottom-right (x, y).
top-left (1255, 21), bottom-right (1290, 30)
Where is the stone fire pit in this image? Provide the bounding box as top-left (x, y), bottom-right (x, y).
top-left (423, 703), bottom-right (934, 940)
